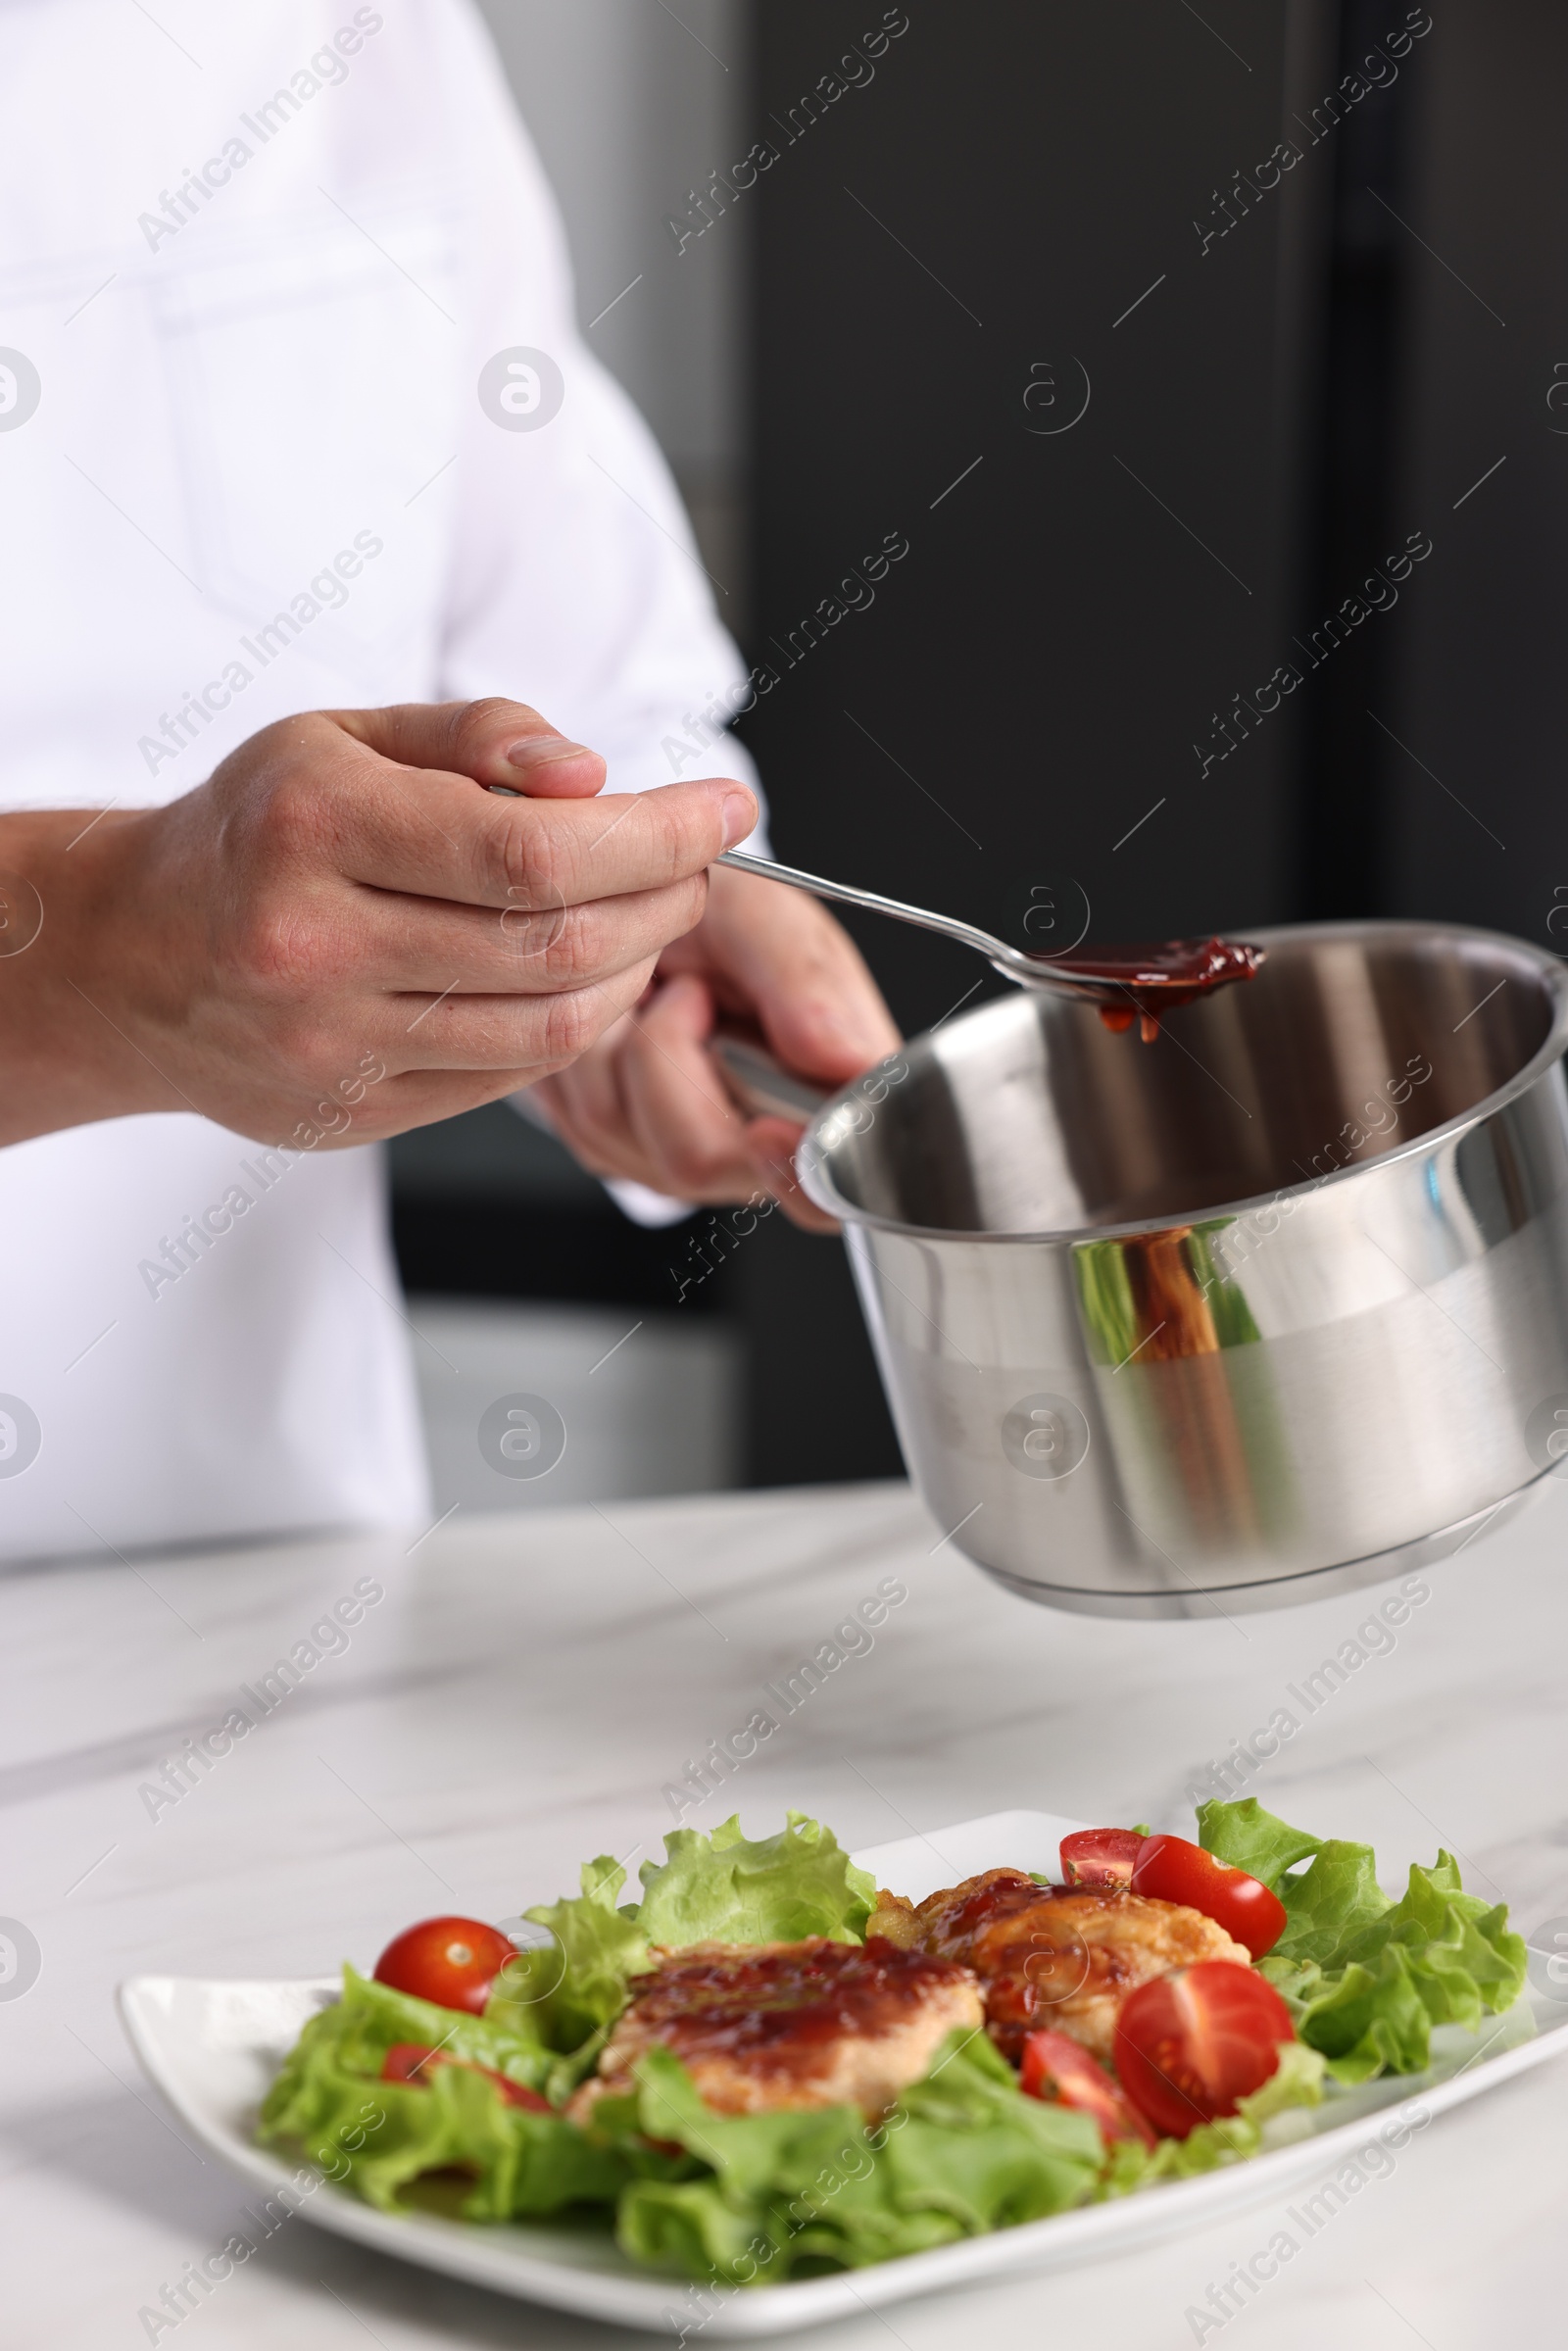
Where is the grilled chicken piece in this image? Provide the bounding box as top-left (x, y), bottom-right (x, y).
top-left (868, 1868), bottom-right (1250, 2064)
top-left (566, 1935), bottom-right (983, 2125)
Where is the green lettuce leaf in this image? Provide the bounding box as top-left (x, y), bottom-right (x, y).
top-left (483, 1854), bottom-right (654, 2055)
top-left (257, 1967), bottom-right (627, 2219)
top-left (1348, 1850), bottom-right (1527, 2006)
top-left (1195, 1794), bottom-right (1325, 1887)
top-left (484, 1815), bottom-right (874, 2062)
top-left (613, 2031), bottom-right (1102, 2283)
top-left (1272, 1839), bottom-right (1392, 1965)
top-left (277, 1965), bottom-right (556, 2088)
top-left (1261, 1949), bottom-right (1427, 2082)
top-left (1199, 1799), bottom-right (1528, 2081)
top-left (635, 1813), bottom-right (875, 1949)
top-left (1262, 1853), bottom-right (1529, 2082)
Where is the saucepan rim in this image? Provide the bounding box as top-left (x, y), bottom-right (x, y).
top-left (797, 917), bottom-right (1568, 1245)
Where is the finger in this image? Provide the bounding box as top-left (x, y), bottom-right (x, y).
top-left (329, 697), bottom-right (609, 797)
top-left (541, 1092), bottom-right (665, 1195)
top-left (680, 864), bottom-right (900, 1085)
top-left (616, 973), bottom-right (771, 1200)
top-left (388, 955), bottom-right (661, 1075)
top-left (744, 1116), bottom-right (841, 1234)
top-left (329, 872), bottom-right (710, 996)
top-left (530, 1026), bottom-right (659, 1187)
top-left (329, 756), bottom-right (758, 911)
top-left (538, 1016), bottom-right (836, 1228)
top-left (541, 1025), bottom-right (761, 1201)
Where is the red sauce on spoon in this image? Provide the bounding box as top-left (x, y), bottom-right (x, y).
top-left (1028, 937), bottom-right (1265, 1041)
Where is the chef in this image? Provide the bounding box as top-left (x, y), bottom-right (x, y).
top-left (0, 0), bottom-right (896, 1561)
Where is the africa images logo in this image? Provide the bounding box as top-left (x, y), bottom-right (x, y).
top-left (477, 349), bottom-right (565, 432)
top-left (0, 349), bottom-right (41, 432)
top-left (0, 1396), bottom-right (42, 1478)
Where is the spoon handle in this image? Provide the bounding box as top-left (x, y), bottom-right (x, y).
top-left (714, 850), bottom-right (1029, 976)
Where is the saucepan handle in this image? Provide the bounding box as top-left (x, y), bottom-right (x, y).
top-left (709, 1031), bottom-right (831, 1123)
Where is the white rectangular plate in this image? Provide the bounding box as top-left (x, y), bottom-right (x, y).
top-left (118, 1809), bottom-right (1568, 2337)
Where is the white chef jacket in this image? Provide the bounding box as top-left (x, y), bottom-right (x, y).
top-left (0, 0), bottom-right (760, 1561)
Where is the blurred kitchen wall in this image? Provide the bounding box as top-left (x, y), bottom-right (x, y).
top-left (1375, 0), bottom-right (1568, 943)
top-left (730, 0), bottom-right (1568, 1001)
top-left (473, 0), bottom-right (752, 618)
top-left (739, 0), bottom-right (1313, 1028)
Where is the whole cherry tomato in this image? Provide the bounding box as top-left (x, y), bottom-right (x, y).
top-left (1113, 1961), bottom-right (1295, 2139)
top-left (372, 1916), bottom-right (517, 2014)
top-left (1129, 1835), bottom-right (1287, 1958)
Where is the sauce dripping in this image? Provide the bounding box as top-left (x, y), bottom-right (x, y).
top-left (1027, 936), bottom-right (1265, 1041)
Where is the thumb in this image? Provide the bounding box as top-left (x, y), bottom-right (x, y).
top-left (330, 696), bottom-right (608, 799)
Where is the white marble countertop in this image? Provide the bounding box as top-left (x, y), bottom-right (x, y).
top-left (5, 1474), bottom-right (1568, 2349)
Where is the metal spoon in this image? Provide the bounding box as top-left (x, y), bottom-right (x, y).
top-left (714, 850), bottom-right (1264, 1020)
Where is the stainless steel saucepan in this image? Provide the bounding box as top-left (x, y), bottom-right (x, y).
top-left (717, 921), bottom-right (1568, 1616)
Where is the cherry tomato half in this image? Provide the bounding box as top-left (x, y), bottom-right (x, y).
top-left (372, 1916), bottom-right (517, 2015)
top-left (381, 2041), bottom-right (551, 2112)
top-left (1059, 1828), bottom-right (1147, 1887)
top-left (1113, 1961), bottom-right (1294, 2139)
top-left (1129, 1834), bottom-right (1287, 1958)
top-left (1019, 2028), bottom-right (1155, 2147)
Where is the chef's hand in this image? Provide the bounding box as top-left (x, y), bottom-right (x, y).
top-left (0, 699), bottom-right (756, 1150)
top-left (529, 858), bottom-right (901, 1233)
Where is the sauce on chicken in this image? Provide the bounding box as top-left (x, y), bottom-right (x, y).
top-left (868, 1868), bottom-right (1250, 2063)
top-left (568, 1935), bottom-right (983, 2123)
